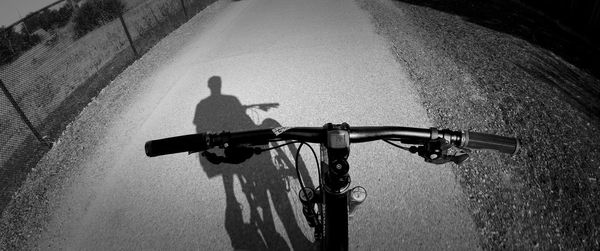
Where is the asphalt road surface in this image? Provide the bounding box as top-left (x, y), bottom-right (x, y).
top-left (37, 0), bottom-right (479, 249)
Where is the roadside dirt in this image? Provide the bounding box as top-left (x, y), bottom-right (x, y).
top-left (0, 0), bottom-right (229, 249)
top-left (0, 0), bottom-right (215, 226)
top-left (2, 0), bottom-right (481, 249)
top-left (360, 0), bottom-right (600, 249)
top-left (2, 0), bottom-right (599, 249)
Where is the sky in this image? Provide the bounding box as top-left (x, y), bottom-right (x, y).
top-left (0, 0), bottom-right (61, 28)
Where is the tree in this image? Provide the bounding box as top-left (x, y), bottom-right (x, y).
top-left (0, 26), bottom-right (40, 65)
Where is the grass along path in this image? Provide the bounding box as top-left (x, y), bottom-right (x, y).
top-left (360, 0), bottom-right (600, 249)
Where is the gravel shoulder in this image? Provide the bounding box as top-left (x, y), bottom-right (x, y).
top-left (0, 0), bottom-right (231, 249)
top-left (359, 0), bottom-right (600, 249)
top-left (1, 0), bottom-right (481, 249)
top-left (2, 0), bottom-right (598, 249)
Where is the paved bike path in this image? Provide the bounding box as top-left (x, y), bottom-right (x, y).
top-left (37, 0), bottom-right (479, 249)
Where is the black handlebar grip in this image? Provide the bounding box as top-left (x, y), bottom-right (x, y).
top-left (464, 131), bottom-right (521, 154)
top-left (145, 133), bottom-right (209, 157)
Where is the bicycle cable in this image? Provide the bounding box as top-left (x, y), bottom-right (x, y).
top-left (383, 139), bottom-right (411, 151)
top-left (256, 140), bottom-right (321, 202)
top-left (295, 142), bottom-right (320, 203)
top-left (259, 140), bottom-right (300, 151)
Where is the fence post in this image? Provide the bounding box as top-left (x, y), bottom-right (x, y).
top-left (589, 1), bottom-right (600, 27)
top-left (150, 7), bottom-right (161, 26)
top-left (0, 79), bottom-right (51, 147)
top-left (180, 0), bottom-right (188, 18)
top-left (2, 28), bottom-right (15, 55)
top-left (118, 13), bottom-right (139, 57)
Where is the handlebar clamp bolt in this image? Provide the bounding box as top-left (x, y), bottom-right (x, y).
top-left (430, 153), bottom-right (438, 159)
top-left (335, 163), bottom-right (343, 170)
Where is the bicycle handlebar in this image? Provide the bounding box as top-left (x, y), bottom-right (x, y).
top-left (145, 126), bottom-right (520, 157)
top-left (144, 134), bottom-right (208, 157)
top-left (463, 131), bottom-right (520, 154)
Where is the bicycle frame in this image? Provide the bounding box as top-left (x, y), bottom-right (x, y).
top-left (319, 146), bottom-right (350, 250)
top-left (144, 122), bottom-right (520, 250)
top-left (317, 123), bottom-right (352, 251)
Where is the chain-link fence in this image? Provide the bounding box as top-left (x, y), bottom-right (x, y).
top-left (0, 0), bottom-right (218, 213)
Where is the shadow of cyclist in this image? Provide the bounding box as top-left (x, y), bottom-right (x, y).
top-left (193, 76), bottom-right (315, 250)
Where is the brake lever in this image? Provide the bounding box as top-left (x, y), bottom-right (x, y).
top-left (446, 147), bottom-right (470, 164)
top-left (201, 145), bottom-right (263, 164)
top-left (412, 138), bottom-right (470, 165)
top-left (202, 151), bottom-right (226, 164)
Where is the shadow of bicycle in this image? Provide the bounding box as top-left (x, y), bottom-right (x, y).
top-left (193, 76), bottom-right (316, 250)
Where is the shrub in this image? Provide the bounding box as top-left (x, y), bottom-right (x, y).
top-left (22, 4), bottom-right (74, 32)
top-left (0, 27), bottom-right (41, 65)
top-left (72, 0), bottom-right (125, 38)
